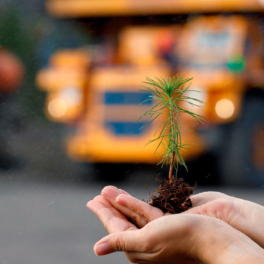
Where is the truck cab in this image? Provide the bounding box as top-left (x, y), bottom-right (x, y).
top-left (37, 1), bottom-right (264, 185)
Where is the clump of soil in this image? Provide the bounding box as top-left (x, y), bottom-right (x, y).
top-left (148, 177), bottom-right (195, 214)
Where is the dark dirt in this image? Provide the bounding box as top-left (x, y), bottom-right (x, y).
top-left (148, 177), bottom-right (195, 214)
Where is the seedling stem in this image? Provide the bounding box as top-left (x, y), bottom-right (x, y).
top-left (139, 76), bottom-right (206, 180)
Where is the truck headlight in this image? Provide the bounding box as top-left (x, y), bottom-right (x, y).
top-left (48, 98), bottom-right (67, 118)
top-left (215, 99), bottom-right (235, 119)
top-left (48, 87), bottom-right (82, 118)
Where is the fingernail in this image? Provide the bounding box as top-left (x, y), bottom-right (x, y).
top-left (94, 243), bottom-right (111, 256)
top-left (101, 187), bottom-right (120, 200)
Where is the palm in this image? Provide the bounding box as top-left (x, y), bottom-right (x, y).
top-left (87, 188), bottom-right (199, 264)
top-left (88, 193), bottom-right (174, 264)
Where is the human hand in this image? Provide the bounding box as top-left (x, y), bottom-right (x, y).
top-left (87, 190), bottom-right (137, 234)
top-left (88, 187), bottom-right (264, 264)
top-left (183, 192), bottom-right (264, 249)
top-left (87, 191), bottom-right (192, 264)
top-left (93, 213), bottom-right (264, 264)
top-left (100, 186), bottom-right (167, 228)
top-left (101, 187), bottom-right (264, 249)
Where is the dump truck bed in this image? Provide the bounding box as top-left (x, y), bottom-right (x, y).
top-left (47, 0), bottom-right (264, 18)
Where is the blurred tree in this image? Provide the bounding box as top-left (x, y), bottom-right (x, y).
top-left (0, 4), bottom-right (45, 120)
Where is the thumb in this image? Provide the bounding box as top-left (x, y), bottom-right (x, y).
top-left (190, 192), bottom-right (227, 207)
top-left (94, 229), bottom-right (143, 256)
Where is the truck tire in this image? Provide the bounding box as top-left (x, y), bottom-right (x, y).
top-left (220, 95), bottom-right (264, 187)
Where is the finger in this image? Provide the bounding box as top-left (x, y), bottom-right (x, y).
top-left (119, 188), bottom-right (132, 196)
top-left (190, 192), bottom-right (228, 207)
top-left (87, 197), bottom-right (110, 216)
top-left (94, 229), bottom-right (144, 256)
top-left (87, 199), bottom-right (118, 233)
top-left (102, 186), bottom-right (148, 228)
top-left (184, 196), bottom-right (234, 222)
top-left (87, 196), bottom-right (136, 233)
top-left (101, 186), bottom-right (124, 202)
top-left (116, 194), bottom-right (164, 222)
top-left (102, 186), bottom-right (131, 196)
top-left (93, 194), bottom-right (133, 221)
top-left (93, 194), bottom-right (112, 207)
top-left (184, 192), bottom-right (228, 217)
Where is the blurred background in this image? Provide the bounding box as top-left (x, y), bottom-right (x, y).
top-left (0, 0), bottom-right (264, 263)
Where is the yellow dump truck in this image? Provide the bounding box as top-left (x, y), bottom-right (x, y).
top-left (37, 0), bottom-right (264, 186)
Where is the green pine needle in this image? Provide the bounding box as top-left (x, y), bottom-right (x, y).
top-left (138, 75), bottom-right (206, 179)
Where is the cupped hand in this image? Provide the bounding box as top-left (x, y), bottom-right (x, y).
top-left (101, 187), bottom-right (264, 249)
top-left (185, 192), bottom-right (264, 248)
top-left (93, 214), bottom-right (204, 263)
top-left (93, 213), bottom-right (264, 264)
top-left (87, 192), bottom-right (182, 264)
top-left (88, 187), bottom-right (264, 264)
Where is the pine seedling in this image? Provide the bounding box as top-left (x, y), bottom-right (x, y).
top-left (138, 76), bottom-right (206, 183)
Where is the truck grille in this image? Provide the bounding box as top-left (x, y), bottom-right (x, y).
top-left (103, 91), bottom-right (152, 136)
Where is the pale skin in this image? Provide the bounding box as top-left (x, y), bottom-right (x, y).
top-left (87, 186), bottom-right (264, 264)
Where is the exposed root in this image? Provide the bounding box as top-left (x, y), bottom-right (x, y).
top-left (148, 177), bottom-right (195, 214)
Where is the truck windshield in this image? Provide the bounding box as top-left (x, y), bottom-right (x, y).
top-left (197, 31), bottom-right (230, 49)
top-left (180, 30), bottom-right (234, 70)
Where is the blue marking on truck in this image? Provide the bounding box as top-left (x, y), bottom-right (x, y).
top-left (104, 92), bottom-right (152, 105)
top-left (105, 122), bottom-right (149, 135)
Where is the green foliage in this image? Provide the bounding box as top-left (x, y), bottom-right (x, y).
top-left (138, 76), bottom-right (206, 177)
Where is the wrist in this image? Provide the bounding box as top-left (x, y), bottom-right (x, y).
top-left (195, 217), bottom-right (264, 264)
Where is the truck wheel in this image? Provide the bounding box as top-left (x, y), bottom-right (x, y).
top-left (220, 95), bottom-right (264, 187)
